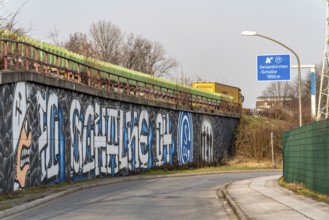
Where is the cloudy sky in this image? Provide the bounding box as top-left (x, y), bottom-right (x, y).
top-left (2, 0), bottom-right (325, 108)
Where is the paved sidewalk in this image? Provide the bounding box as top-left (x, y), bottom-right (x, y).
top-left (223, 175), bottom-right (329, 220)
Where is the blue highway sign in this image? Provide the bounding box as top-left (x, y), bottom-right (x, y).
top-left (257, 54), bottom-right (290, 81)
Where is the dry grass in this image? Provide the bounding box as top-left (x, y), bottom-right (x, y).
top-left (227, 157), bottom-right (282, 169)
top-left (145, 161), bottom-right (278, 175)
top-left (233, 114), bottom-right (293, 162)
top-left (278, 177), bottom-right (329, 204)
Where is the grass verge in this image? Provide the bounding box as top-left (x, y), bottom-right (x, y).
top-left (0, 204), bottom-right (13, 211)
top-left (145, 162), bottom-right (279, 175)
top-left (278, 177), bottom-right (329, 204)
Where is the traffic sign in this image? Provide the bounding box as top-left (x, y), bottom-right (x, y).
top-left (257, 54), bottom-right (290, 81)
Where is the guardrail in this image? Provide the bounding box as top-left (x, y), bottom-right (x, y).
top-left (0, 39), bottom-right (241, 115)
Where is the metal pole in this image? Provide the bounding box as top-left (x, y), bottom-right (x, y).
top-left (291, 64), bottom-right (316, 119)
top-left (311, 68), bottom-right (316, 119)
top-left (271, 132), bottom-right (274, 167)
top-left (255, 34), bottom-right (302, 127)
top-left (317, 0), bottom-right (329, 121)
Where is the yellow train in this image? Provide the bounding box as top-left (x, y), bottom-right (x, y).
top-left (192, 82), bottom-right (244, 106)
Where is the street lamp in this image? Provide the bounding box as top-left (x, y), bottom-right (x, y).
top-left (241, 31), bottom-right (302, 127)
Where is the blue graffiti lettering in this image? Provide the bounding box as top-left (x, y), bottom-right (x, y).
top-left (69, 102), bottom-right (152, 179)
top-left (178, 112), bottom-right (193, 164)
top-left (37, 91), bottom-right (65, 183)
top-left (156, 113), bottom-right (174, 166)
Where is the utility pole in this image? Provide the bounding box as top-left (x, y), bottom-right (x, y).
top-left (291, 65), bottom-right (317, 119)
top-left (317, 0), bottom-right (329, 120)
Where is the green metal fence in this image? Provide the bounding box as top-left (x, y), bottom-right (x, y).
top-left (283, 119), bottom-right (329, 194)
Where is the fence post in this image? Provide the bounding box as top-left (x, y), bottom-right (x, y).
top-left (4, 40), bottom-right (8, 70)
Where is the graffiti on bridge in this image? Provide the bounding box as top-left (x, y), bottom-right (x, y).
top-left (201, 116), bottom-right (213, 163)
top-left (13, 82), bottom-right (31, 190)
top-left (4, 82), bottom-right (237, 192)
top-left (69, 100), bottom-right (178, 179)
top-left (178, 112), bottom-right (193, 164)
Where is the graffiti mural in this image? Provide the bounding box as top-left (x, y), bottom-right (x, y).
top-left (69, 99), bottom-right (155, 179)
top-left (201, 116), bottom-right (213, 163)
top-left (0, 80), bottom-right (239, 193)
top-left (37, 90), bottom-right (65, 184)
top-left (155, 113), bottom-right (175, 166)
top-left (125, 109), bottom-right (153, 171)
top-left (12, 82), bottom-right (31, 190)
top-left (177, 112), bottom-right (193, 164)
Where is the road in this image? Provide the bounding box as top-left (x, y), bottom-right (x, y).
top-left (6, 171), bottom-right (281, 220)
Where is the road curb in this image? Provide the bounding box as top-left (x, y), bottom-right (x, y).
top-left (221, 182), bottom-right (250, 220)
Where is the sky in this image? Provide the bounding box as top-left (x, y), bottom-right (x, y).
top-left (2, 0), bottom-right (326, 108)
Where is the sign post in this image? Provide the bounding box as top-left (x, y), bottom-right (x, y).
top-left (257, 54), bottom-right (290, 81)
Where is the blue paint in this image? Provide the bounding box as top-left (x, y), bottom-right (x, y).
top-left (131, 136), bottom-right (136, 171)
top-left (72, 110), bottom-right (81, 162)
top-left (58, 106), bottom-right (65, 182)
top-left (178, 112), bottom-right (193, 164)
top-left (111, 155), bottom-right (115, 176)
top-left (311, 72), bottom-right (315, 95)
top-left (85, 114), bottom-right (93, 162)
top-left (148, 122), bottom-right (153, 168)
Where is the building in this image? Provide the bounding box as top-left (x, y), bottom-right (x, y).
top-left (256, 96), bottom-right (293, 110)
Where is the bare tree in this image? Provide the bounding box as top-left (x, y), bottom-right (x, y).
top-left (64, 32), bottom-right (97, 58)
top-left (262, 81), bottom-right (292, 98)
top-left (0, 1), bottom-right (30, 38)
top-left (143, 41), bottom-right (178, 77)
top-left (121, 33), bottom-right (151, 70)
top-left (170, 65), bottom-right (193, 86)
top-left (58, 19), bottom-right (179, 79)
top-left (0, 0), bottom-right (4, 6)
top-left (120, 34), bottom-right (153, 74)
top-left (89, 20), bottom-right (124, 64)
top-left (289, 70), bottom-right (320, 123)
top-left (48, 26), bottom-right (62, 46)
top-left (261, 81), bottom-right (294, 112)
top-left (195, 75), bottom-right (204, 82)
top-left (121, 33), bottom-right (178, 77)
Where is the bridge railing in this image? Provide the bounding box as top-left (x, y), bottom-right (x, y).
top-left (0, 39), bottom-right (241, 115)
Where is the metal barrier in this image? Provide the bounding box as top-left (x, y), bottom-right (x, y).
top-left (283, 119), bottom-right (329, 194)
top-left (0, 39), bottom-right (241, 115)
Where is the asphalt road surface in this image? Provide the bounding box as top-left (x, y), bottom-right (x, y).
top-left (6, 170), bottom-right (281, 220)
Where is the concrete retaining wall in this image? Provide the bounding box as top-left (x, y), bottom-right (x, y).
top-left (0, 71), bottom-right (239, 193)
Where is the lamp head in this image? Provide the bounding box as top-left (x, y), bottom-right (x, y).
top-left (241, 31), bottom-right (257, 36)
